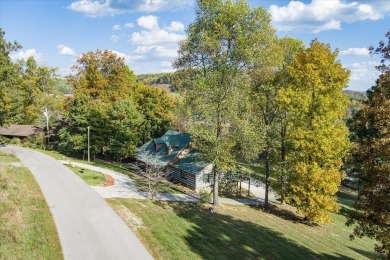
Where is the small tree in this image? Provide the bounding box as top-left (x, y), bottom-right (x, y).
top-left (136, 152), bottom-right (165, 200)
top-left (144, 162), bottom-right (164, 201)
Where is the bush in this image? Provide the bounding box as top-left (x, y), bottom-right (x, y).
top-left (9, 138), bottom-right (21, 145)
top-left (199, 189), bottom-right (212, 203)
top-left (24, 132), bottom-right (45, 149)
top-left (0, 136), bottom-right (10, 144)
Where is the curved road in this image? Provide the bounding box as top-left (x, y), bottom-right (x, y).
top-left (1, 146), bottom-right (152, 260)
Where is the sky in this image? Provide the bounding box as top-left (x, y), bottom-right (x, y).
top-left (0, 0), bottom-right (389, 92)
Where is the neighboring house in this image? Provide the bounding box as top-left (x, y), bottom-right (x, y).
top-left (0, 125), bottom-right (42, 139)
top-left (136, 130), bottom-right (213, 191)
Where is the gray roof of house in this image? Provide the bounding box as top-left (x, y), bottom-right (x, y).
top-left (0, 125), bottom-right (42, 137)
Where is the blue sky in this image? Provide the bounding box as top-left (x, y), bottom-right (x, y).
top-left (1, 0), bottom-right (389, 91)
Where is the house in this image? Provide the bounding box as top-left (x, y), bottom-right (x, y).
top-left (136, 130), bottom-right (213, 191)
top-left (0, 124), bottom-right (42, 139)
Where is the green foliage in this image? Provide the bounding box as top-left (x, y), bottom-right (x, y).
top-left (59, 50), bottom-right (174, 161)
top-left (347, 31), bottom-right (390, 258)
top-left (107, 100), bottom-right (143, 161)
top-left (18, 56), bottom-right (60, 126)
top-left (198, 189), bottom-right (212, 203)
top-left (174, 0), bottom-right (276, 206)
top-left (250, 36), bottom-right (305, 207)
top-left (9, 138), bottom-right (21, 145)
top-left (69, 49), bottom-right (135, 102)
top-left (279, 40), bottom-right (351, 224)
top-left (0, 28), bottom-right (24, 126)
top-left (133, 84), bottom-right (175, 143)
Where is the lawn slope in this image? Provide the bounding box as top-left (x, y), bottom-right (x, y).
top-left (108, 198), bottom-right (378, 260)
top-left (0, 153), bottom-right (63, 260)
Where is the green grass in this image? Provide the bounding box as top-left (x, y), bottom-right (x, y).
top-left (66, 165), bottom-right (106, 186)
top-left (0, 152), bottom-right (20, 163)
top-left (107, 196), bottom-right (378, 260)
top-left (36, 149), bottom-right (183, 193)
top-left (0, 165), bottom-right (63, 259)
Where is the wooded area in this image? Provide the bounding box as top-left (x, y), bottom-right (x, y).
top-left (1, 0), bottom-right (389, 257)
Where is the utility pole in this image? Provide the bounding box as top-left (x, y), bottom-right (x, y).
top-left (87, 126), bottom-right (90, 162)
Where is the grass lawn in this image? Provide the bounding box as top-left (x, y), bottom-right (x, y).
top-left (37, 149), bottom-right (183, 193)
top-left (0, 151), bottom-right (20, 163)
top-left (66, 165), bottom-right (106, 186)
top-left (0, 164), bottom-right (63, 259)
top-left (108, 193), bottom-right (378, 260)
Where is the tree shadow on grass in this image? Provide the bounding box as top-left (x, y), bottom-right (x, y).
top-left (156, 201), bottom-right (352, 259)
top-left (347, 247), bottom-right (380, 259)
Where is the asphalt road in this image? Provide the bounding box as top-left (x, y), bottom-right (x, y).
top-left (1, 146), bottom-right (152, 260)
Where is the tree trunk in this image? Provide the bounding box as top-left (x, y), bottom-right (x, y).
top-left (248, 178), bottom-right (251, 197)
top-left (265, 149), bottom-right (270, 209)
top-left (213, 168), bottom-right (219, 207)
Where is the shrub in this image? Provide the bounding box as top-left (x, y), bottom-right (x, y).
top-left (9, 138), bottom-right (21, 145)
top-left (199, 189), bottom-right (212, 203)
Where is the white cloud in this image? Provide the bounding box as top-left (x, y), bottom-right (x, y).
top-left (68, 0), bottom-right (192, 17)
top-left (67, 0), bottom-right (122, 17)
top-left (113, 24), bottom-right (121, 30)
top-left (57, 44), bottom-right (76, 56)
top-left (345, 61), bottom-right (380, 90)
top-left (269, 0), bottom-right (390, 33)
top-left (124, 22), bottom-right (134, 28)
top-left (166, 21), bottom-right (185, 32)
top-left (110, 50), bottom-right (144, 63)
top-left (111, 35), bottom-right (120, 42)
top-left (131, 29), bottom-right (185, 45)
top-left (137, 15), bottom-right (159, 30)
top-left (10, 49), bottom-right (43, 61)
top-left (135, 45), bottom-right (178, 58)
top-left (340, 48), bottom-right (370, 56)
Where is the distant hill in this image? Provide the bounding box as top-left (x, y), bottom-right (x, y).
top-left (343, 90), bottom-right (367, 120)
top-left (54, 78), bottom-right (73, 94)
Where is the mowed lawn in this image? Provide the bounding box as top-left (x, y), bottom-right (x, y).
top-left (108, 192), bottom-right (378, 260)
top-left (0, 153), bottom-right (63, 260)
top-left (66, 165), bottom-right (106, 186)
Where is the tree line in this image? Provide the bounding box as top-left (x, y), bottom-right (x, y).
top-left (0, 30), bottom-right (175, 161)
top-left (172, 0), bottom-right (389, 256)
top-left (1, 0), bottom-right (389, 256)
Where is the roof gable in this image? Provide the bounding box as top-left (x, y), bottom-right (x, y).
top-left (136, 130), bottom-right (191, 167)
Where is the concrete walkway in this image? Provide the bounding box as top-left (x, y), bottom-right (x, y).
top-left (1, 146), bottom-right (152, 260)
top-left (61, 160), bottom-right (276, 206)
top-left (61, 160), bottom-right (199, 202)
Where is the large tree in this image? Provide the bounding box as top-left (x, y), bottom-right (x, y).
top-left (59, 50), bottom-right (141, 160)
top-left (0, 28), bottom-right (23, 126)
top-left (250, 36), bottom-right (304, 208)
top-left (279, 40), bottom-right (350, 224)
top-left (347, 31), bottom-right (390, 258)
top-left (174, 0), bottom-right (276, 207)
top-left (19, 56), bottom-right (59, 126)
top-left (68, 50), bottom-right (135, 102)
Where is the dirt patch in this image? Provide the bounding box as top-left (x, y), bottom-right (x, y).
top-left (114, 205), bottom-right (144, 230)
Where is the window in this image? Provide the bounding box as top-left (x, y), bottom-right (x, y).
top-left (181, 171), bottom-right (187, 179)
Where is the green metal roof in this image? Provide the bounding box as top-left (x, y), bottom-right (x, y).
top-left (136, 130), bottom-right (191, 167)
top-left (171, 151), bottom-right (211, 175)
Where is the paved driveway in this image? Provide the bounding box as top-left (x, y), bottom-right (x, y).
top-left (0, 146), bottom-right (152, 260)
